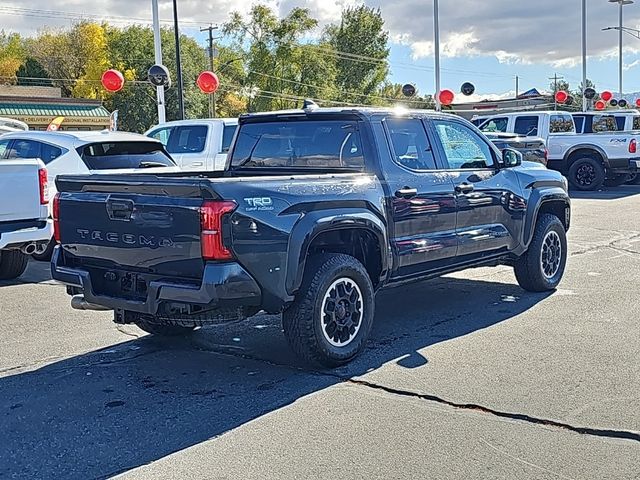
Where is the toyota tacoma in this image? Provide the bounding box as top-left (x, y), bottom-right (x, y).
top-left (52, 107), bottom-right (571, 366)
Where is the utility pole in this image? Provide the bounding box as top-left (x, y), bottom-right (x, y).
top-left (515, 75), bottom-right (519, 99)
top-left (172, 0), bottom-right (185, 120)
top-left (549, 73), bottom-right (564, 110)
top-left (200, 24), bottom-right (219, 117)
top-left (581, 0), bottom-right (587, 111)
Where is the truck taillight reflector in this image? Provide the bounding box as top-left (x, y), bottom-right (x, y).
top-left (53, 193), bottom-right (61, 243)
top-left (39, 168), bottom-right (49, 205)
top-left (630, 139), bottom-right (637, 154)
top-left (200, 200), bottom-right (236, 260)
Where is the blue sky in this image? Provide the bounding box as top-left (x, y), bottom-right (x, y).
top-left (4, 0), bottom-right (640, 101)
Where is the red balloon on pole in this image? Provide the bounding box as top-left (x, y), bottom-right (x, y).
top-left (635, 98), bottom-right (640, 108)
top-left (595, 100), bottom-right (606, 111)
top-left (197, 71), bottom-right (219, 94)
top-left (555, 90), bottom-right (568, 104)
top-left (601, 90), bottom-right (613, 102)
top-left (101, 69), bottom-right (124, 93)
top-left (438, 89), bottom-right (454, 106)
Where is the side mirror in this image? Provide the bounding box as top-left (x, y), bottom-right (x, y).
top-left (502, 148), bottom-right (522, 168)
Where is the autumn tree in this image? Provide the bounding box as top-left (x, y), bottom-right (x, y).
top-left (0, 31), bottom-right (25, 83)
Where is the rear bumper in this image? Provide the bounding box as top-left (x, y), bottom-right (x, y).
top-left (50, 246), bottom-right (261, 315)
top-left (0, 219), bottom-right (52, 250)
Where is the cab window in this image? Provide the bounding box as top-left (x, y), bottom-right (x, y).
top-left (514, 116), bottom-right (539, 136)
top-left (592, 115), bottom-right (617, 133)
top-left (221, 125), bottom-right (237, 153)
top-left (633, 116), bottom-right (640, 130)
top-left (433, 120), bottom-right (495, 169)
top-left (479, 117), bottom-right (508, 133)
top-left (6, 139), bottom-right (40, 159)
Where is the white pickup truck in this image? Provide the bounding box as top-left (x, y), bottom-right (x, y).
top-left (0, 159), bottom-right (52, 279)
top-left (145, 118), bottom-right (238, 171)
top-left (474, 110), bottom-right (640, 190)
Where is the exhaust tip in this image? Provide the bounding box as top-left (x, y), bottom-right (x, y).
top-left (70, 296), bottom-right (111, 311)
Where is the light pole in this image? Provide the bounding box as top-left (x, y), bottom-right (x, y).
top-left (608, 0), bottom-right (634, 97)
top-left (151, 0), bottom-right (166, 123)
top-left (433, 0), bottom-right (441, 111)
top-left (582, 0), bottom-right (587, 111)
top-left (173, 0), bottom-right (185, 120)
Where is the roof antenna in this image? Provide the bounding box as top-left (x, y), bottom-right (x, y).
top-left (303, 99), bottom-right (319, 111)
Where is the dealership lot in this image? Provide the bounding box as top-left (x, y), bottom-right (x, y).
top-left (1, 186), bottom-right (639, 480)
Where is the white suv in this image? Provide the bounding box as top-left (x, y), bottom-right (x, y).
top-left (0, 130), bottom-right (179, 259)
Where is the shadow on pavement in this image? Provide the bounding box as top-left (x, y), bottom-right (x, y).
top-left (0, 274), bottom-right (551, 479)
top-left (570, 183), bottom-right (640, 200)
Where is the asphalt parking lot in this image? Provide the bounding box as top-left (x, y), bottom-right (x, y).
top-left (1, 185), bottom-right (639, 480)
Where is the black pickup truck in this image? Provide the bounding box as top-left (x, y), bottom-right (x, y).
top-left (52, 107), bottom-right (571, 366)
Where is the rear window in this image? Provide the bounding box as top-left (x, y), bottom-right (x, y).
top-left (79, 142), bottom-right (175, 170)
top-left (514, 116), bottom-right (539, 136)
top-left (221, 124), bottom-right (236, 153)
top-left (230, 120), bottom-right (364, 170)
top-left (549, 114), bottom-right (575, 133)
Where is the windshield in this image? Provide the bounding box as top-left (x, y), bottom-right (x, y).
top-left (78, 142), bottom-right (175, 170)
top-left (230, 120), bottom-right (364, 170)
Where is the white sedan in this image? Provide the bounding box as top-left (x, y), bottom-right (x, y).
top-left (0, 130), bottom-right (180, 259)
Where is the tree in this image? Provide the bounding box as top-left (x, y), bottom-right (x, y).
top-left (0, 31), bottom-right (25, 83)
top-left (324, 6), bottom-right (389, 103)
top-left (16, 57), bottom-right (52, 86)
top-left (224, 5), bottom-right (335, 111)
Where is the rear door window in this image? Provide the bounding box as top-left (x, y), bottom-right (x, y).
top-left (6, 139), bottom-right (41, 160)
top-left (514, 116), bottom-right (539, 136)
top-left (231, 120), bottom-right (364, 170)
top-left (385, 118), bottom-right (436, 170)
top-left (79, 142), bottom-right (175, 170)
top-left (549, 114), bottom-right (575, 133)
top-left (573, 116), bottom-right (585, 133)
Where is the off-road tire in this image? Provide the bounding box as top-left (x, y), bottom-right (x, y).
top-left (134, 320), bottom-right (196, 336)
top-left (282, 253), bottom-right (375, 368)
top-left (0, 250), bottom-right (29, 280)
top-left (515, 214), bottom-right (567, 292)
top-left (31, 238), bottom-right (55, 262)
top-left (568, 156), bottom-right (605, 191)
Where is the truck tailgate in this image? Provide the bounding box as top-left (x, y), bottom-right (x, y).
top-left (0, 159), bottom-right (44, 223)
top-left (56, 174), bottom-right (217, 280)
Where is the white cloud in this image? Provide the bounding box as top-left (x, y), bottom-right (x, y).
top-left (3, 0), bottom-right (640, 68)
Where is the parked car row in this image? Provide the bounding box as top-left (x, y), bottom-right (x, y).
top-left (472, 110), bottom-right (640, 190)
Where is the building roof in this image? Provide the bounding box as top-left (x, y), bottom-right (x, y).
top-left (0, 101), bottom-right (110, 119)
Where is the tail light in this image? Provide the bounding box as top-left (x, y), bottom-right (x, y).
top-left (38, 168), bottom-right (49, 205)
top-left (630, 139), bottom-right (637, 154)
top-left (53, 193), bottom-right (61, 243)
top-left (200, 200), bottom-right (237, 261)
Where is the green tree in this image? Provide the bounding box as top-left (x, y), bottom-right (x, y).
top-left (224, 5), bottom-right (336, 111)
top-left (16, 57), bottom-right (52, 86)
top-left (324, 6), bottom-right (389, 103)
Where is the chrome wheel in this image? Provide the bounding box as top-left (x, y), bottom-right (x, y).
top-left (541, 231), bottom-right (562, 279)
top-left (321, 277), bottom-right (363, 347)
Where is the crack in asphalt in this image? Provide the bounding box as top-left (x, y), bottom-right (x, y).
top-left (182, 343), bottom-right (640, 444)
top-left (571, 232), bottom-right (640, 257)
top-left (345, 378), bottom-right (640, 443)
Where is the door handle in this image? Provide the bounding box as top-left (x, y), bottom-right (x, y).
top-left (395, 187), bottom-right (418, 199)
top-left (455, 183), bottom-right (474, 194)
